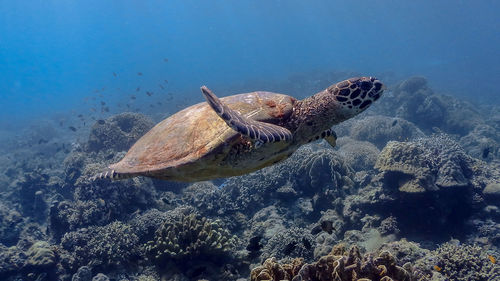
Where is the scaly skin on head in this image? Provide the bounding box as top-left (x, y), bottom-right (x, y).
top-left (290, 77), bottom-right (384, 144)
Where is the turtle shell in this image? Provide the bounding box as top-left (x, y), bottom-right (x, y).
top-left (108, 91), bottom-right (296, 181)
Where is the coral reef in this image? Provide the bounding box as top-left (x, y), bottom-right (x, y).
top-left (60, 221), bottom-right (140, 269)
top-left (72, 266), bottom-right (92, 281)
top-left (336, 137), bottom-right (380, 172)
top-left (0, 202), bottom-right (24, 246)
top-left (378, 76), bottom-right (484, 135)
top-left (86, 112), bottom-right (154, 152)
top-left (262, 227), bottom-right (315, 262)
top-left (188, 144), bottom-right (355, 219)
top-left (1, 76), bottom-right (500, 281)
top-left (460, 124), bottom-right (500, 162)
top-left (349, 116), bottom-right (425, 149)
top-left (375, 134), bottom-right (488, 193)
top-left (25, 241), bottom-right (56, 269)
top-left (251, 243), bottom-right (427, 281)
top-left (145, 213), bottom-right (237, 265)
top-left (343, 134), bottom-right (500, 239)
top-left (129, 208), bottom-right (169, 243)
top-left (424, 241), bottom-right (500, 281)
top-left (0, 245), bottom-right (26, 278)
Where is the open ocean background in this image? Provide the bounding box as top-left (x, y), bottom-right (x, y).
top-left (0, 0), bottom-right (498, 126)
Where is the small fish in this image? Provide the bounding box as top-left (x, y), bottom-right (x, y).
top-left (137, 72), bottom-right (143, 76)
top-left (77, 114), bottom-right (83, 118)
top-left (163, 58), bottom-right (168, 62)
top-left (130, 95), bottom-right (136, 100)
top-left (164, 79), bottom-right (168, 84)
top-left (101, 101), bottom-right (106, 106)
top-left (136, 87), bottom-right (140, 92)
top-left (433, 265), bottom-right (442, 272)
top-left (488, 255), bottom-right (496, 264)
top-left (90, 108), bottom-right (96, 112)
top-left (59, 121), bottom-right (63, 127)
top-left (97, 119), bottom-right (105, 125)
top-left (103, 106), bottom-right (110, 112)
top-left (113, 72), bottom-right (117, 77)
top-left (68, 126), bottom-right (77, 132)
top-left (146, 91), bottom-right (153, 96)
top-left (159, 84), bottom-right (164, 90)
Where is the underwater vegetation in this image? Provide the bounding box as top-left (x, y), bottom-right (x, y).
top-left (0, 75), bottom-right (499, 280)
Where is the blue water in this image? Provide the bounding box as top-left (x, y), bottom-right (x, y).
top-left (1, 0), bottom-right (499, 125)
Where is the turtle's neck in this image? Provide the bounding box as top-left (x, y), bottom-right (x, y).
top-left (289, 89), bottom-right (346, 144)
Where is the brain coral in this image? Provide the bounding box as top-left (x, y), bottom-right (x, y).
top-left (336, 137), bottom-right (380, 171)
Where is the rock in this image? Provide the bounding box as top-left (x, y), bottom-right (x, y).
top-left (483, 182), bottom-right (500, 199)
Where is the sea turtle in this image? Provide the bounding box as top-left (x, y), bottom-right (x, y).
top-left (94, 77), bottom-right (384, 182)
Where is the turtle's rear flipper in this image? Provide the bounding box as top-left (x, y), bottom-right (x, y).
top-left (201, 86), bottom-right (293, 144)
top-left (91, 167), bottom-right (134, 181)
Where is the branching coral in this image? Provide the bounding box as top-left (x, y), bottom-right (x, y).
top-left (432, 242), bottom-right (499, 281)
top-left (145, 213), bottom-right (237, 265)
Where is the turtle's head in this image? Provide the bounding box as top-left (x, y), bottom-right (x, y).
top-left (327, 76), bottom-right (385, 120)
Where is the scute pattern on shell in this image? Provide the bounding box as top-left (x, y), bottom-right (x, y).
top-left (108, 92), bottom-right (295, 181)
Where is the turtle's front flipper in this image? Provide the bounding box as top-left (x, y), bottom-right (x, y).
top-left (201, 86), bottom-right (292, 144)
top-left (307, 129), bottom-right (337, 148)
top-left (324, 129), bottom-right (337, 148)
